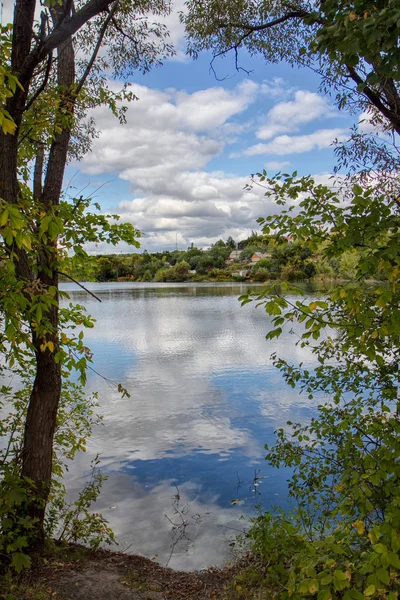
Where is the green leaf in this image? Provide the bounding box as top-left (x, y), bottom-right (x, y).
top-left (372, 543), bottom-right (386, 554)
top-left (376, 567), bottom-right (389, 585)
top-left (11, 552), bottom-right (31, 573)
top-left (388, 552), bottom-right (400, 569)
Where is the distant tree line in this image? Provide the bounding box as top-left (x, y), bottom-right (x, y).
top-left (89, 233), bottom-right (368, 283)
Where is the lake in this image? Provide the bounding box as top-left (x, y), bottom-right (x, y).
top-left (61, 282), bottom-right (322, 570)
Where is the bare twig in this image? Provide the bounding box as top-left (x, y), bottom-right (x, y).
top-left (58, 271), bottom-right (102, 302)
top-left (209, 10), bottom-right (313, 79)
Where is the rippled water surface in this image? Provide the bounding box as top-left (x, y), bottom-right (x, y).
top-left (61, 282), bottom-right (321, 570)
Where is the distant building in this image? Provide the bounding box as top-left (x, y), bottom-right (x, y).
top-left (225, 250), bottom-right (242, 265)
top-left (250, 252), bottom-right (270, 264)
top-left (232, 269), bottom-right (249, 278)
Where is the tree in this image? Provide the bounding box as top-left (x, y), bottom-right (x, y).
top-left (0, 0), bottom-right (172, 551)
top-left (237, 169), bottom-right (400, 599)
top-left (237, 231), bottom-right (267, 250)
top-left (226, 235), bottom-right (237, 249)
top-left (183, 0), bottom-right (400, 134)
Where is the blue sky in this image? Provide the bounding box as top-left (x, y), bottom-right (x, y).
top-left (5, 0), bottom-right (362, 253)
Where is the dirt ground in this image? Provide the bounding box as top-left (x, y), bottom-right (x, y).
top-left (7, 546), bottom-right (239, 600)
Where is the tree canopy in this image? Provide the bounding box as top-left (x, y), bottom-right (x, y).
top-left (183, 0), bottom-right (400, 133)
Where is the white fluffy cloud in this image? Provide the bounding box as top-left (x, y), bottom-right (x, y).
top-left (113, 170), bottom-right (272, 250)
top-left (80, 80), bottom-right (281, 250)
top-left (82, 81), bottom-right (257, 184)
top-left (174, 80), bottom-right (258, 131)
top-left (78, 79), bottom-right (346, 251)
top-left (256, 90), bottom-right (336, 140)
top-left (265, 160), bottom-right (291, 170)
top-left (245, 128), bottom-right (348, 156)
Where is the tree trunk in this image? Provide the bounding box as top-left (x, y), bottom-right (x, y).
top-left (20, 5), bottom-right (75, 541)
top-left (2, 0), bottom-right (115, 545)
top-left (21, 326), bottom-right (62, 534)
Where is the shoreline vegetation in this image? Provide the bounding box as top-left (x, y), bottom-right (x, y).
top-left (74, 233), bottom-right (373, 286)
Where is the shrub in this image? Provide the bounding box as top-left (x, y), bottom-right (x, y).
top-left (252, 268), bottom-right (270, 282)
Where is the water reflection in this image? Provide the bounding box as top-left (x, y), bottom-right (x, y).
top-left (60, 282), bottom-right (324, 570)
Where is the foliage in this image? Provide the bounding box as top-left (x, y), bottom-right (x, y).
top-left (0, 359), bottom-right (114, 571)
top-left (0, 25), bottom-right (21, 136)
top-left (242, 170), bottom-right (399, 360)
top-left (88, 237), bottom-right (357, 283)
top-left (251, 267), bottom-right (270, 282)
top-left (183, 0), bottom-right (400, 134)
top-left (52, 458), bottom-right (115, 549)
top-left (237, 169), bottom-right (400, 599)
top-left (226, 235), bottom-right (237, 249)
top-left (154, 260), bottom-right (190, 281)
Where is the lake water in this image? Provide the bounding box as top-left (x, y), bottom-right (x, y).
top-left (61, 282), bottom-right (322, 570)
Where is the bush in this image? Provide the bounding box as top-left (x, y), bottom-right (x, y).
top-left (237, 169), bottom-right (400, 600)
top-left (253, 258), bottom-right (272, 271)
top-left (280, 264), bottom-right (306, 281)
top-left (154, 267), bottom-right (169, 282)
top-left (209, 268), bottom-right (229, 279)
top-left (252, 268), bottom-right (270, 282)
top-left (168, 261), bottom-right (190, 281)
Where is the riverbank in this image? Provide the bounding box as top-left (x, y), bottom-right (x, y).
top-left (1, 545), bottom-right (244, 600)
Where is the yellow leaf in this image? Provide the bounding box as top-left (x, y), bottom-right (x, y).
top-left (0, 209), bottom-right (9, 227)
top-left (47, 341), bottom-right (55, 353)
top-left (309, 582), bottom-right (318, 594)
top-left (364, 584), bottom-right (375, 597)
top-left (1, 114), bottom-right (16, 135)
top-left (353, 520), bottom-right (365, 535)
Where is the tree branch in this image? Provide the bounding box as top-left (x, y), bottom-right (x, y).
top-left (209, 10), bottom-right (313, 77)
top-left (217, 9), bottom-right (316, 33)
top-left (58, 272), bottom-right (102, 302)
top-left (75, 0), bottom-right (120, 96)
top-left (110, 14), bottom-right (141, 64)
top-left (24, 51), bottom-right (53, 113)
top-left (19, 0), bottom-right (116, 86)
top-left (346, 65), bottom-right (400, 135)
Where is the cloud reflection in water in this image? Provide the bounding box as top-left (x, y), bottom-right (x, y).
top-left (61, 283), bottom-right (323, 570)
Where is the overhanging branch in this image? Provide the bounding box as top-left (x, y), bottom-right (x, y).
top-left (75, 0), bottom-right (120, 95)
top-left (209, 9), bottom-right (314, 77)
